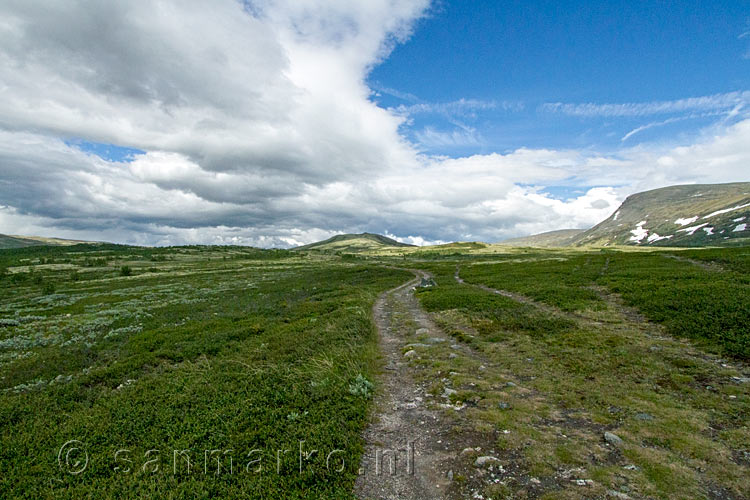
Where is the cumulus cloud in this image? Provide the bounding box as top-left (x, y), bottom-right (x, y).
top-left (0, 0), bottom-right (748, 246)
top-left (0, 0), bottom-right (423, 180)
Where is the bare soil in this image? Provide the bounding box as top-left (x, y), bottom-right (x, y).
top-left (355, 271), bottom-right (491, 500)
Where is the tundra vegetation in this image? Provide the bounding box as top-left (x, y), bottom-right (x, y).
top-left (0, 242), bottom-right (747, 499)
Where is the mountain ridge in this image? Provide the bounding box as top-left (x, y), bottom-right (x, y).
top-left (0, 234), bottom-right (95, 249)
top-left (498, 229), bottom-right (584, 247)
top-left (294, 232), bottom-right (415, 252)
top-left (571, 182), bottom-right (750, 247)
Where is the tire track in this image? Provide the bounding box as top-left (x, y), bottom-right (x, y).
top-left (355, 270), bottom-right (452, 500)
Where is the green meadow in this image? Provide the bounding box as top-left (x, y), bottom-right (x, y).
top-left (0, 243), bottom-right (748, 499)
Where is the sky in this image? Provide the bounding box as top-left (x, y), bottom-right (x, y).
top-left (0, 0), bottom-right (748, 247)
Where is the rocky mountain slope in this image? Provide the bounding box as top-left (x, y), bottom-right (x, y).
top-left (571, 182), bottom-right (750, 247)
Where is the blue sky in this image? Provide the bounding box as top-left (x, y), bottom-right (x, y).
top-left (1, 1), bottom-right (748, 246)
top-left (65, 140), bottom-right (145, 162)
top-left (370, 0), bottom-right (750, 155)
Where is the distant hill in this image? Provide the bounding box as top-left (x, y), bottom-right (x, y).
top-left (0, 234), bottom-right (94, 249)
top-left (418, 242), bottom-right (487, 251)
top-left (572, 182), bottom-right (750, 247)
top-left (498, 229), bottom-right (584, 247)
top-left (294, 233), bottom-right (416, 252)
top-left (0, 234), bottom-right (41, 249)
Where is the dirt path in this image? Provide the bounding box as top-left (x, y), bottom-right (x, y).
top-left (454, 265), bottom-right (592, 323)
top-left (356, 265), bottom-right (749, 499)
top-left (452, 265), bottom-right (750, 498)
top-left (355, 270), bottom-right (472, 500)
top-left (663, 253), bottom-right (725, 272)
top-left (454, 265), bottom-right (557, 314)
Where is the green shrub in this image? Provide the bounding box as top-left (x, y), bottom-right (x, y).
top-left (348, 373), bottom-right (374, 399)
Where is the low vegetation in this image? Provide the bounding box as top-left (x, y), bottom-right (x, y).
top-left (1, 242), bottom-right (748, 499)
top-left (0, 244), bottom-right (409, 498)
top-left (405, 249), bottom-right (749, 499)
top-left (459, 248), bottom-right (750, 359)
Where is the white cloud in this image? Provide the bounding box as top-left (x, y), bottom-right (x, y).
top-left (384, 232), bottom-right (447, 246)
top-left (393, 98), bottom-right (516, 118)
top-left (0, 1), bottom-right (748, 247)
top-left (1, 118), bottom-right (749, 245)
top-left (741, 26), bottom-right (750, 59)
top-left (414, 126), bottom-right (482, 148)
top-left (543, 91), bottom-right (750, 118)
top-left (620, 112), bottom-right (728, 142)
top-left (0, 0), bottom-right (425, 181)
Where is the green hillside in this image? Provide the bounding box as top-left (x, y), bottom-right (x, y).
top-left (294, 233), bottom-right (415, 252)
top-left (0, 234), bottom-right (94, 249)
top-left (498, 229), bottom-right (584, 247)
top-left (571, 182), bottom-right (750, 247)
top-left (0, 234), bottom-right (42, 249)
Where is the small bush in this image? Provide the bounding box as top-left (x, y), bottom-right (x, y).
top-left (120, 266), bottom-right (132, 277)
top-left (348, 373), bottom-right (374, 399)
top-left (10, 273), bottom-right (26, 284)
